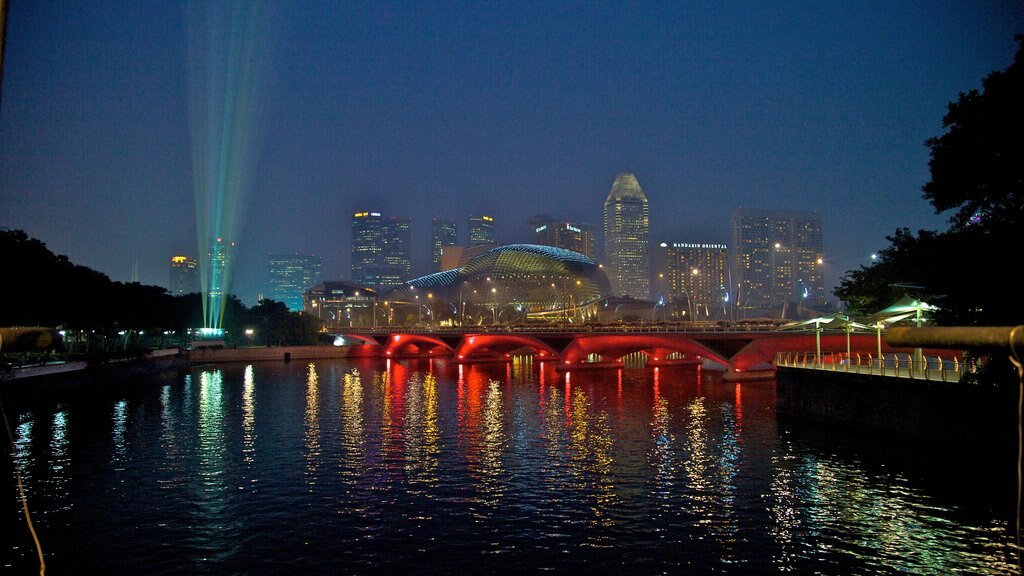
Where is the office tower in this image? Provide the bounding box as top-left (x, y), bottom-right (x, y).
top-left (731, 208), bottom-right (824, 314)
top-left (603, 173), bottom-right (651, 298)
top-left (660, 243), bottom-right (729, 320)
top-left (207, 237), bottom-right (236, 327)
top-left (431, 218), bottom-right (458, 272)
top-left (351, 211), bottom-right (385, 285)
top-left (531, 215), bottom-right (598, 260)
top-left (351, 211), bottom-right (412, 289)
top-left (169, 255), bottom-right (199, 295)
top-left (267, 253), bottom-right (322, 311)
top-left (468, 214), bottom-right (495, 247)
top-left (381, 216), bottom-right (412, 286)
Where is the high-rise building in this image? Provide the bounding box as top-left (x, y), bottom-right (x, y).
top-left (431, 218), bottom-right (458, 272)
top-left (531, 215), bottom-right (597, 260)
top-left (468, 214), bottom-right (495, 247)
top-left (731, 208), bottom-right (824, 314)
top-left (660, 243), bottom-right (729, 320)
top-left (603, 173), bottom-right (651, 299)
top-left (351, 211), bottom-right (385, 285)
top-left (207, 237), bottom-right (236, 327)
top-left (169, 255), bottom-right (199, 296)
top-left (351, 211), bottom-right (412, 289)
top-left (381, 216), bottom-right (412, 286)
top-left (267, 253), bottom-right (322, 311)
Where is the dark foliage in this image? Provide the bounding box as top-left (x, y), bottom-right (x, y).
top-left (836, 36), bottom-right (1024, 327)
top-left (1, 230), bottom-right (321, 345)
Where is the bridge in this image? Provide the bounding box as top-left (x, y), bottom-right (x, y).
top-left (329, 325), bottom-right (930, 378)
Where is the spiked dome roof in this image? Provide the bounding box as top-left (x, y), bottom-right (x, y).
top-left (606, 172), bottom-right (647, 202)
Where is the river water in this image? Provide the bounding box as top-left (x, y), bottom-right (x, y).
top-left (2, 358), bottom-right (1020, 574)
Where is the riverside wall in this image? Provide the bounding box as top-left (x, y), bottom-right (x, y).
top-left (775, 366), bottom-right (1017, 446)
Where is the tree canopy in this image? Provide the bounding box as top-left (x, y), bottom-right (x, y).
top-left (923, 35), bottom-right (1024, 232)
top-left (0, 229), bottom-right (322, 345)
top-left (836, 36), bottom-right (1024, 327)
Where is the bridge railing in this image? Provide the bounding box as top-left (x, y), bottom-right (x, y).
top-left (775, 351), bottom-right (970, 383)
top-left (338, 321), bottom-right (785, 335)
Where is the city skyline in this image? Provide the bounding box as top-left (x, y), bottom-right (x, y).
top-left (2, 2), bottom-right (1022, 305)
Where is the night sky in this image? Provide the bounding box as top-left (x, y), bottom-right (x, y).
top-left (2, 1), bottom-right (1022, 305)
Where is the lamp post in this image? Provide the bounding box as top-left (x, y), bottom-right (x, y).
top-left (491, 287), bottom-right (498, 324)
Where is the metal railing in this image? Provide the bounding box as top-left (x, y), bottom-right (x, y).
top-left (775, 351), bottom-right (969, 383)
top-left (336, 321), bottom-right (785, 335)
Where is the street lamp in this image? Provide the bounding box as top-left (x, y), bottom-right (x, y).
top-left (491, 287), bottom-right (498, 324)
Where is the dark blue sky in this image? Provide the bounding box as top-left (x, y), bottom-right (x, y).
top-left (2, 1), bottom-right (1022, 305)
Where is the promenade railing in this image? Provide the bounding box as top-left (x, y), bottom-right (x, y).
top-left (340, 321), bottom-right (785, 335)
top-left (774, 351), bottom-right (969, 383)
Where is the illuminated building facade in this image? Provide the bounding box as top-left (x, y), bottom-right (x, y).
top-left (207, 238), bottom-right (236, 327)
top-left (351, 212), bottom-right (411, 288)
top-left (267, 253), bottom-right (322, 311)
top-left (303, 281), bottom-right (378, 329)
top-left (731, 208), bottom-right (824, 314)
top-left (468, 214), bottom-right (494, 247)
top-left (531, 215), bottom-right (597, 260)
top-left (387, 244), bottom-right (611, 324)
top-left (431, 218), bottom-right (458, 272)
top-left (660, 243), bottom-right (729, 320)
top-left (603, 173), bottom-right (651, 298)
top-left (169, 255), bottom-right (199, 296)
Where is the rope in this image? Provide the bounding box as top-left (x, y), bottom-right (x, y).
top-left (1009, 326), bottom-right (1023, 568)
top-left (1, 396), bottom-right (45, 575)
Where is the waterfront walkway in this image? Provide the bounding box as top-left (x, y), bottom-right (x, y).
top-left (775, 350), bottom-right (968, 383)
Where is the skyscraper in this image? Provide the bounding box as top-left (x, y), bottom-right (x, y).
top-left (207, 237), bottom-right (236, 327)
top-left (731, 208), bottom-right (824, 314)
top-left (431, 218), bottom-right (458, 272)
top-left (351, 211), bottom-right (385, 285)
top-left (531, 215), bottom-right (597, 260)
top-left (603, 173), bottom-right (651, 298)
top-left (169, 255), bottom-right (199, 296)
top-left (351, 211), bottom-right (412, 289)
top-left (660, 243), bottom-right (729, 320)
top-left (381, 216), bottom-right (412, 285)
top-left (267, 253), bottom-right (322, 311)
top-left (467, 214), bottom-right (495, 247)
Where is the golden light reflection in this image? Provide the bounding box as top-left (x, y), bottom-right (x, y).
top-left (341, 369), bottom-right (364, 464)
top-left (567, 385), bottom-right (618, 532)
top-left (683, 397), bottom-right (714, 514)
top-left (304, 363), bottom-right (321, 481)
top-left (478, 380), bottom-right (507, 503)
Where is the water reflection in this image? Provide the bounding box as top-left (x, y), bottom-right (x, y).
top-left (242, 365), bottom-right (255, 465)
top-left (2, 360), bottom-right (1018, 575)
top-left (304, 362), bottom-right (321, 481)
top-left (49, 410), bottom-right (71, 511)
top-left (112, 399), bottom-right (128, 460)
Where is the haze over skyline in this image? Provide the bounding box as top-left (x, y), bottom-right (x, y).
top-left (2, 1), bottom-right (1022, 305)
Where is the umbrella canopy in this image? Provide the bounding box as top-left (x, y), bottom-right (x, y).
top-left (868, 295), bottom-right (938, 325)
top-left (778, 312), bottom-right (870, 332)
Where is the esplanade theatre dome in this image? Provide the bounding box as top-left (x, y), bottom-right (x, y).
top-left (387, 244), bottom-right (611, 323)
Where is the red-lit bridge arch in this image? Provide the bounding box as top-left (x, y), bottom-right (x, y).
top-left (558, 334), bottom-right (730, 369)
top-left (333, 329), bottom-right (929, 375)
top-left (454, 334), bottom-right (560, 363)
top-left (382, 333), bottom-right (456, 358)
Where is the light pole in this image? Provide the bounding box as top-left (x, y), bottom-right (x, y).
top-left (491, 287), bottom-right (498, 324)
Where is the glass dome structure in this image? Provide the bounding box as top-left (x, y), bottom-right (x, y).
top-left (387, 244), bottom-right (611, 323)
